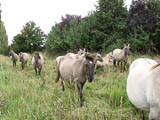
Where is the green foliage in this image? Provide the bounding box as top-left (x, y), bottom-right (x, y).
top-left (0, 20), bottom-right (8, 55)
top-left (127, 0), bottom-right (160, 53)
top-left (128, 27), bottom-right (150, 53)
top-left (46, 15), bottom-right (83, 52)
top-left (11, 21), bottom-right (46, 53)
top-left (88, 0), bottom-right (128, 52)
top-left (46, 0), bottom-right (128, 53)
top-left (46, 0), bottom-right (160, 54)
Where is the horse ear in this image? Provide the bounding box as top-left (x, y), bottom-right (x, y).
top-left (99, 49), bottom-right (102, 54)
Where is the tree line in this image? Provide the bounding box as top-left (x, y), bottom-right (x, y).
top-left (1, 0), bottom-right (160, 55)
top-left (0, 20), bottom-right (8, 55)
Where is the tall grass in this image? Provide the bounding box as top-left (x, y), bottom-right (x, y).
top-left (0, 54), bottom-right (155, 120)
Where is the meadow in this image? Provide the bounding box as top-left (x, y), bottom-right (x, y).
top-left (0, 53), bottom-right (159, 120)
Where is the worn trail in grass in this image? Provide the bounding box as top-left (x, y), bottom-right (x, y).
top-left (0, 54), bottom-right (156, 120)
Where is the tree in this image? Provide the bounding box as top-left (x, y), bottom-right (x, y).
top-left (94, 0), bottom-right (128, 52)
top-left (0, 20), bottom-right (8, 55)
top-left (127, 0), bottom-right (160, 53)
top-left (46, 0), bottom-right (128, 53)
top-left (12, 21), bottom-right (46, 53)
top-left (46, 14), bottom-right (82, 52)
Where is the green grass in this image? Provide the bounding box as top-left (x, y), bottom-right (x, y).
top-left (0, 54), bottom-right (157, 120)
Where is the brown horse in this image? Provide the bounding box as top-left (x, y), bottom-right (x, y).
top-left (56, 52), bottom-right (103, 107)
top-left (32, 52), bottom-right (44, 75)
top-left (9, 50), bottom-right (19, 67)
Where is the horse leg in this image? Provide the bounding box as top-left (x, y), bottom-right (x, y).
top-left (117, 61), bottom-right (119, 67)
top-left (149, 107), bottom-right (159, 120)
top-left (77, 83), bottom-right (83, 107)
top-left (22, 62), bottom-right (24, 70)
top-left (77, 81), bottom-right (86, 107)
top-left (141, 111), bottom-right (145, 120)
top-left (113, 60), bottom-right (116, 71)
top-left (34, 67), bottom-right (37, 75)
top-left (113, 60), bottom-right (116, 67)
top-left (124, 62), bottom-right (126, 71)
top-left (104, 65), bottom-right (107, 72)
top-left (13, 60), bottom-right (16, 67)
top-left (39, 66), bottom-right (42, 75)
top-left (120, 62), bottom-right (123, 73)
top-left (61, 79), bottom-right (65, 91)
top-left (55, 69), bottom-right (61, 83)
top-left (70, 77), bottom-right (75, 90)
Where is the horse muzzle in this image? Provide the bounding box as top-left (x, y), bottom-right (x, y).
top-left (88, 77), bottom-right (93, 82)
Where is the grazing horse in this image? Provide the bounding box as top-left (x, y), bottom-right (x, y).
top-left (112, 44), bottom-right (130, 72)
top-left (56, 52), bottom-right (103, 107)
top-left (9, 50), bottom-right (19, 67)
top-left (127, 58), bottom-right (160, 120)
top-left (32, 52), bottom-right (44, 75)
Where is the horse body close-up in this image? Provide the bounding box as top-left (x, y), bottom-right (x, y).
top-left (127, 58), bottom-right (160, 120)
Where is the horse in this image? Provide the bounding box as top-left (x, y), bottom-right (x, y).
top-left (127, 58), bottom-right (160, 120)
top-left (9, 50), bottom-right (19, 67)
top-left (112, 44), bottom-right (130, 72)
top-left (32, 52), bottom-right (44, 75)
top-left (55, 52), bottom-right (103, 106)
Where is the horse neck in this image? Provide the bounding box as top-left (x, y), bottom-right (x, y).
top-left (75, 53), bottom-right (79, 59)
top-left (34, 55), bottom-right (39, 64)
top-left (76, 58), bottom-right (87, 75)
top-left (20, 55), bottom-right (24, 62)
top-left (11, 53), bottom-right (16, 59)
top-left (103, 55), bottom-right (110, 64)
top-left (121, 49), bottom-right (128, 58)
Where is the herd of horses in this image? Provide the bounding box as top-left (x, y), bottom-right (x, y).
top-left (8, 44), bottom-right (160, 120)
top-left (9, 50), bottom-right (44, 75)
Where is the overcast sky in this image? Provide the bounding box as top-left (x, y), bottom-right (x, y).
top-left (0, 0), bottom-right (132, 44)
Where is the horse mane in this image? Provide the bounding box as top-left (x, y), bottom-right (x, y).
top-left (150, 62), bottom-right (160, 71)
top-left (85, 53), bottom-right (95, 61)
